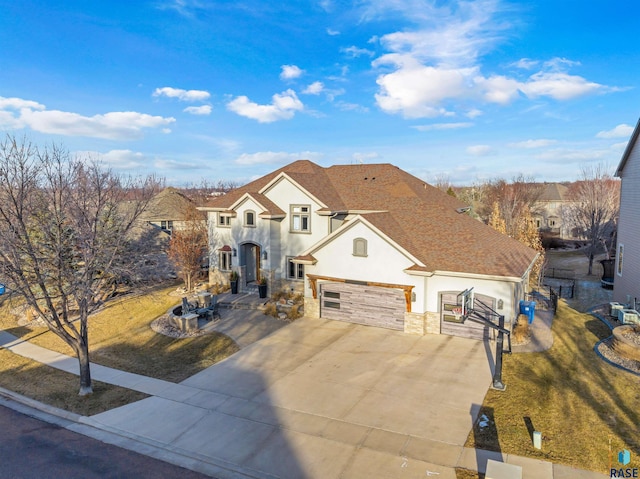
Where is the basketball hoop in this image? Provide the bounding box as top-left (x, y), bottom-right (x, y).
top-left (452, 307), bottom-right (463, 316)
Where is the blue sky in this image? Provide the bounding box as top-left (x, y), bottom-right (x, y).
top-left (1, 0), bottom-right (638, 186)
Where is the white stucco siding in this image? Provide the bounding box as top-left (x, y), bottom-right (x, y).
top-left (207, 211), bottom-right (234, 270)
top-left (425, 274), bottom-right (520, 325)
top-left (614, 142), bottom-right (640, 305)
top-left (304, 221), bottom-right (422, 309)
top-left (262, 177), bottom-right (331, 277)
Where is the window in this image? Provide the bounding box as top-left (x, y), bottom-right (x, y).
top-left (287, 257), bottom-right (305, 280)
top-left (219, 248), bottom-right (232, 271)
top-left (160, 220), bottom-right (173, 230)
top-left (218, 213), bottom-right (231, 227)
top-left (549, 219), bottom-right (556, 227)
top-left (244, 210), bottom-right (256, 227)
top-left (353, 238), bottom-right (367, 257)
top-left (617, 244), bottom-right (624, 276)
top-left (290, 205), bottom-right (310, 232)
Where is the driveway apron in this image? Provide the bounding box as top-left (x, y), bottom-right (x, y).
top-left (86, 317), bottom-right (493, 479)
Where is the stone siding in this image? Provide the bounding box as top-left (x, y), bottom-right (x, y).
top-left (425, 312), bottom-right (441, 335)
top-left (305, 297), bottom-right (320, 319)
top-left (404, 312), bottom-right (426, 335)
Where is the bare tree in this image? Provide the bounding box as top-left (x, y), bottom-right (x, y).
top-left (180, 179), bottom-right (239, 204)
top-left (479, 175), bottom-right (543, 235)
top-left (0, 136), bottom-right (160, 395)
top-left (565, 164), bottom-right (620, 275)
top-left (167, 206), bottom-right (208, 292)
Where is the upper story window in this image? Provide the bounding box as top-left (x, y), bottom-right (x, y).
top-left (244, 210), bottom-right (256, 227)
top-left (290, 205), bottom-right (310, 233)
top-left (353, 238), bottom-right (367, 257)
top-left (160, 220), bottom-right (173, 230)
top-left (218, 213), bottom-right (231, 228)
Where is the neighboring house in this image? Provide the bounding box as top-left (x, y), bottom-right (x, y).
top-left (199, 160), bottom-right (538, 339)
top-left (533, 183), bottom-right (575, 239)
top-left (140, 187), bottom-right (205, 233)
top-left (613, 118), bottom-right (640, 308)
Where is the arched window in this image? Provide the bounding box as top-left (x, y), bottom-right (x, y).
top-left (245, 210), bottom-right (256, 227)
top-left (353, 237), bottom-right (367, 257)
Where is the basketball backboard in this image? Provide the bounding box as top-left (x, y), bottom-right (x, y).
top-left (456, 288), bottom-right (474, 320)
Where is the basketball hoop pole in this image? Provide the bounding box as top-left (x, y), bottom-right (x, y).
top-left (492, 314), bottom-right (506, 390)
top-left (459, 292), bottom-right (510, 391)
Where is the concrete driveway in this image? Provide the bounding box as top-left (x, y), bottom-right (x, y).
top-left (87, 317), bottom-right (494, 479)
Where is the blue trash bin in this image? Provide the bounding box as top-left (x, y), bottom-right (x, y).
top-left (519, 300), bottom-right (536, 323)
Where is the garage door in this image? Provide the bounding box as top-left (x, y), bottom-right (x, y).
top-left (440, 292), bottom-right (493, 341)
top-left (320, 282), bottom-right (406, 330)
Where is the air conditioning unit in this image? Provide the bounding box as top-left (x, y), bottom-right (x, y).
top-left (618, 309), bottom-right (640, 325)
top-left (610, 302), bottom-right (625, 318)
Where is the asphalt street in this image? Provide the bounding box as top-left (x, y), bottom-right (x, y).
top-left (0, 404), bottom-right (210, 479)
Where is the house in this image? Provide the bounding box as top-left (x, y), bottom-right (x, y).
top-left (199, 160), bottom-right (538, 338)
top-left (140, 187), bottom-right (205, 233)
top-left (533, 183), bottom-right (575, 239)
top-left (613, 118), bottom-right (640, 308)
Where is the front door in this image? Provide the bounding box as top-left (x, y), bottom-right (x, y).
top-left (242, 243), bottom-right (260, 283)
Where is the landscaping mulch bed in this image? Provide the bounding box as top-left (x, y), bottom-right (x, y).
top-left (591, 304), bottom-right (640, 375)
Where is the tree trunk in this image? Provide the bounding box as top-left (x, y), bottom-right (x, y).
top-left (588, 250), bottom-right (594, 276)
top-left (77, 343), bottom-right (93, 396)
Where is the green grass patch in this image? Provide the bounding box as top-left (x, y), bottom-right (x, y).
top-left (466, 301), bottom-right (640, 474)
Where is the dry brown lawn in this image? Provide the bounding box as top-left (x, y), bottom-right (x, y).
top-left (0, 283), bottom-right (239, 413)
top-left (1, 284), bottom-right (239, 382)
top-left (465, 301), bottom-right (640, 474)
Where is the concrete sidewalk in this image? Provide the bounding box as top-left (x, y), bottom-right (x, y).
top-left (0, 321), bottom-right (607, 479)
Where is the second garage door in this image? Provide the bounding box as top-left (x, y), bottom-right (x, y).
top-left (320, 282), bottom-right (406, 330)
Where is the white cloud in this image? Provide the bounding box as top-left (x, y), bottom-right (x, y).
top-left (520, 71), bottom-right (602, 100)
top-left (227, 90), bottom-right (303, 123)
top-left (508, 139), bottom-right (557, 149)
top-left (153, 87), bottom-right (210, 102)
top-left (0, 97), bottom-right (176, 140)
top-left (0, 96), bottom-right (46, 110)
top-left (466, 109), bottom-right (483, 118)
top-left (476, 74), bottom-right (522, 104)
top-left (327, 28), bottom-right (340, 36)
top-left (100, 149), bottom-right (147, 168)
top-left (280, 65), bottom-right (304, 80)
top-left (183, 105), bottom-right (212, 115)
top-left (303, 82), bottom-right (325, 95)
top-left (341, 46), bottom-right (375, 58)
top-left (596, 124), bottom-right (634, 139)
top-left (154, 158), bottom-right (200, 170)
top-left (353, 152), bottom-right (380, 163)
top-left (235, 150), bottom-right (321, 165)
top-left (373, 55), bottom-right (471, 118)
top-left (412, 122), bottom-right (473, 131)
top-left (535, 147), bottom-right (616, 163)
top-left (368, 2), bottom-right (610, 118)
top-left (511, 58), bottom-right (539, 70)
top-left (467, 144), bottom-right (493, 156)
top-left (335, 101), bottom-right (369, 113)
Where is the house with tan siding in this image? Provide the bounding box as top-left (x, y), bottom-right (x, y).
top-left (199, 160), bottom-right (538, 338)
top-left (614, 118), bottom-right (640, 308)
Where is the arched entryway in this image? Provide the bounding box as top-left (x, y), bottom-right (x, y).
top-left (240, 242), bottom-right (261, 284)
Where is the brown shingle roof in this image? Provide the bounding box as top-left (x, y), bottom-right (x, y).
top-left (205, 161), bottom-right (538, 278)
top-left (538, 183), bottom-right (568, 202)
top-left (140, 187), bottom-right (204, 221)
